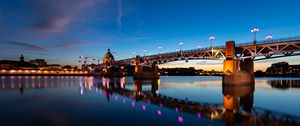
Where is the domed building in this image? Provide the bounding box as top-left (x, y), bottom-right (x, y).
top-left (103, 49), bottom-right (115, 65)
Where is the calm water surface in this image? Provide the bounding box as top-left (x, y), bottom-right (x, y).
top-left (0, 76), bottom-right (299, 126)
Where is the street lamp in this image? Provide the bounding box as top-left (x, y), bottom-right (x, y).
top-left (251, 27), bottom-right (259, 41)
top-left (265, 34), bottom-right (272, 42)
top-left (158, 46), bottom-right (162, 54)
top-left (179, 42), bottom-right (183, 51)
top-left (209, 35), bottom-right (215, 55)
top-left (143, 49), bottom-right (146, 57)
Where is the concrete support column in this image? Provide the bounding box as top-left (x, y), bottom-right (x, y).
top-left (152, 63), bottom-right (160, 79)
top-left (240, 58), bottom-right (254, 81)
top-left (223, 41), bottom-right (253, 85)
top-left (134, 55), bottom-right (143, 80)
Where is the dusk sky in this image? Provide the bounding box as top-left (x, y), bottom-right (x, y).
top-left (1, 0), bottom-right (300, 71)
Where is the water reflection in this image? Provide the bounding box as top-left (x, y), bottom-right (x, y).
top-left (222, 84), bottom-right (254, 126)
top-left (81, 77), bottom-right (299, 126)
top-left (268, 79), bottom-right (300, 90)
top-left (0, 76), bottom-right (300, 126)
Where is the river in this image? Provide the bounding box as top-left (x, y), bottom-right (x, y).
top-left (0, 76), bottom-right (299, 126)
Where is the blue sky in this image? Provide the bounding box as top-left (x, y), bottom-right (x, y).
top-left (0, 0), bottom-right (300, 70)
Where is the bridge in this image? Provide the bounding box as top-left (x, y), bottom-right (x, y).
top-left (117, 36), bottom-right (300, 64)
top-left (109, 36), bottom-right (300, 83)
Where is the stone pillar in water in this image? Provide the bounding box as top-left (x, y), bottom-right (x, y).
top-left (134, 55), bottom-right (143, 80)
top-left (223, 41), bottom-right (253, 85)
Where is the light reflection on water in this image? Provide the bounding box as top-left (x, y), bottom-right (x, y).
top-left (0, 76), bottom-right (300, 126)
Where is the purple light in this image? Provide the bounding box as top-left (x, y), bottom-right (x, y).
top-left (142, 105), bottom-right (146, 110)
top-left (196, 112), bottom-right (201, 118)
top-left (157, 110), bottom-right (162, 116)
top-left (160, 103), bottom-right (163, 107)
top-left (123, 98), bottom-right (126, 103)
top-left (175, 107), bottom-right (179, 112)
top-left (115, 96), bottom-right (118, 101)
top-left (131, 101), bottom-right (135, 107)
top-left (178, 116), bottom-right (184, 123)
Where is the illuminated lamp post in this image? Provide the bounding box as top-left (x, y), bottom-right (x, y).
top-left (209, 35), bottom-right (215, 56)
top-left (143, 49), bottom-right (146, 57)
top-left (179, 42), bottom-right (183, 51)
top-left (251, 27), bottom-right (259, 42)
top-left (265, 34), bottom-right (272, 42)
top-left (158, 46), bottom-right (162, 54)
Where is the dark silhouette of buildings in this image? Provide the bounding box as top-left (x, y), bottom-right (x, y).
top-left (265, 62), bottom-right (300, 76)
top-left (0, 54), bottom-right (76, 71)
top-left (160, 67), bottom-right (222, 76)
top-left (29, 59), bottom-right (47, 66)
top-left (19, 54), bottom-right (24, 62)
top-left (0, 54), bottom-right (36, 69)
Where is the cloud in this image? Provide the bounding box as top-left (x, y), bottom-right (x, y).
top-left (27, 0), bottom-right (98, 33)
top-left (26, 51), bottom-right (49, 56)
top-left (96, 34), bottom-right (149, 42)
top-left (117, 0), bottom-right (123, 27)
top-left (50, 40), bottom-right (111, 48)
top-left (3, 40), bottom-right (46, 51)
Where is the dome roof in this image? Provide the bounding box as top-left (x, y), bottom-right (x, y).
top-left (103, 49), bottom-right (115, 61)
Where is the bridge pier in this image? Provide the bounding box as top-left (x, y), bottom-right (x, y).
top-left (223, 41), bottom-right (254, 85)
top-left (134, 55), bottom-right (143, 79)
top-left (133, 55), bottom-right (159, 80)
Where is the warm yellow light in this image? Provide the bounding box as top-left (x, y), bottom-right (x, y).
top-left (157, 79), bottom-right (161, 86)
top-left (10, 70), bottom-right (16, 73)
top-left (223, 95), bottom-right (235, 110)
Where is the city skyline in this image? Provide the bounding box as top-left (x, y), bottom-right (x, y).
top-left (1, 0), bottom-right (300, 71)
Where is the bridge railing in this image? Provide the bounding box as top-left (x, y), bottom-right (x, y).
top-left (237, 35), bottom-right (300, 47)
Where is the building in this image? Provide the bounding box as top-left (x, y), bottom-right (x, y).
top-left (102, 49), bottom-right (115, 65)
top-left (266, 62), bottom-right (300, 75)
top-left (19, 54), bottom-right (24, 62)
top-left (0, 54), bottom-right (37, 69)
top-left (38, 64), bottom-right (62, 70)
top-left (289, 65), bottom-right (300, 74)
top-left (29, 59), bottom-right (47, 66)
